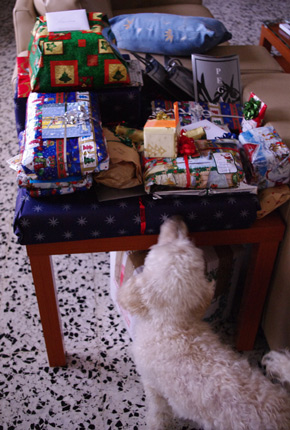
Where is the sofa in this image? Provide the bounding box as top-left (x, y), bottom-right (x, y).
top-left (12, 0), bottom-right (290, 350)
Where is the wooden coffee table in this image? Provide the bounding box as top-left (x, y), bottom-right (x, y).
top-left (260, 21), bottom-right (290, 72)
top-left (26, 211), bottom-right (285, 366)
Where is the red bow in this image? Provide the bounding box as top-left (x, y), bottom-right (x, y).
top-left (178, 129), bottom-right (197, 156)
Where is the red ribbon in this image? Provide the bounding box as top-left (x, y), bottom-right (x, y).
top-left (183, 155), bottom-right (191, 188)
top-left (139, 197), bottom-right (146, 234)
top-left (178, 130), bottom-right (197, 156)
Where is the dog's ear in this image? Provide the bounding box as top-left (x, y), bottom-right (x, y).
top-left (117, 273), bottom-right (148, 317)
top-left (158, 217), bottom-right (188, 245)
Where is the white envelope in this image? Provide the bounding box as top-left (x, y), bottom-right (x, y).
top-left (46, 9), bottom-right (90, 32)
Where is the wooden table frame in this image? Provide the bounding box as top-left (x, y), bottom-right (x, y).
top-left (260, 23), bottom-right (290, 72)
top-left (26, 211), bottom-right (285, 367)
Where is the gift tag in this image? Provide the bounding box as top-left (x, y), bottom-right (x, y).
top-left (7, 154), bottom-right (22, 171)
top-left (42, 102), bottom-right (91, 139)
top-left (213, 152), bottom-right (237, 174)
top-left (46, 9), bottom-right (90, 32)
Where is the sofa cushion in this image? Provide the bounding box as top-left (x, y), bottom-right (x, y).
top-left (13, 1), bottom-right (37, 55)
top-left (109, 13), bottom-right (231, 56)
top-left (206, 45), bottom-right (283, 74)
top-left (111, 0), bottom-right (202, 10)
top-left (34, 0), bottom-right (113, 17)
top-left (241, 72), bottom-right (290, 148)
top-left (113, 4), bottom-right (213, 18)
top-left (34, 0), bottom-right (82, 15)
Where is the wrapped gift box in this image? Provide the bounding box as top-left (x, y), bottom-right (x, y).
top-left (14, 187), bottom-right (259, 245)
top-left (239, 126), bottom-right (290, 189)
top-left (143, 138), bottom-right (245, 194)
top-left (11, 129), bottom-right (95, 197)
top-left (110, 245), bottom-right (247, 339)
top-left (14, 52), bottom-right (143, 128)
top-left (16, 168), bottom-right (93, 197)
top-left (151, 100), bottom-right (243, 132)
top-left (199, 101), bottom-right (243, 132)
top-left (17, 54), bottom-right (30, 98)
top-left (144, 102), bottom-right (179, 158)
top-left (28, 12), bottom-right (130, 92)
top-left (21, 91), bottom-right (109, 181)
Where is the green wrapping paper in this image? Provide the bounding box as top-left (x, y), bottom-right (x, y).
top-left (28, 12), bottom-right (130, 92)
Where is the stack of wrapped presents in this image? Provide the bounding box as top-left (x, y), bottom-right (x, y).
top-left (11, 11), bottom-right (139, 196)
top-left (11, 9), bottom-right (290, 202)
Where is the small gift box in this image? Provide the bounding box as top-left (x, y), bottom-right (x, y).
top-left (28, 12), bottom-right (130, 92)
top-left (144, 102), bottom-right (180, 158)
top-left (21, 91), bottom-right (109, 181)
top-left (151, 100), bottom-right (198, 126)
top-left (16, 169), bottom-right (93, 197)
top-left (238, 126), bottom-right (290, 189)
top-left (241, 92), bottom-right (267, 131)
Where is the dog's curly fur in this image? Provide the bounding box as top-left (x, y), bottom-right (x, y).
top-left (118, 217), bottom-right (290, 430)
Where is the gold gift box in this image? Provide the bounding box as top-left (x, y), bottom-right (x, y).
top-left (144, 102), bottom-right (180, 158)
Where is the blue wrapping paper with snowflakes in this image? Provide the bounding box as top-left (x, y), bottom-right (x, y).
top-left (238, 126), bottom-right (290, 189)
top-left (22, 91), bottom-right (109, 181)
top-left (14, 187), bottom-right (259, 245)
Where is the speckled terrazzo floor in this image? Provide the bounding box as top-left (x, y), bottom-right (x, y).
top-left (0, 1), bottom-right (289, 429)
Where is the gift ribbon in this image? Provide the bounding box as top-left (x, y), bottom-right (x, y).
top-left (183, 155), bottom-right (191, 188)
top-left (47, 103), bottom-right (92, 131)
top-left (201, 109), bottom-right (243, 120)
top-left (153, 104), bottom-right (243, 123)
top-left (139, 197), bottom-right (146, 234)
top-left (178, 131), bottom-right (197, 156)
top-left (187, 104), bottom-right (243, 120)
top-left (46, 96), bottom-right (94, 176)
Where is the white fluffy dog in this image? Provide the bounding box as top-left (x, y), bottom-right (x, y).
top-left (118, 217), bottom-right (290, 430)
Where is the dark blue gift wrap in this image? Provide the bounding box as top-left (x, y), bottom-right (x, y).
top-left (14, 187), bottom-right (259, 245)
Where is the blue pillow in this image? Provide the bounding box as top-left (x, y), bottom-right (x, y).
top-left (108, 13), bottom-right (232, 56)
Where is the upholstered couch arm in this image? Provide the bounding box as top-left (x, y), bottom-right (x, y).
top-left (13, 0), bottom-right (115, 55)
top-left (13, 0), bottom-right (37, 55)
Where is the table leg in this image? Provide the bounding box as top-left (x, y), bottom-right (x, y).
top-left (259, 26), bottom-right (272, 52)
top-left (235, 240), bottom-right (280, 351)
top-left (28, 253), bottom-right (66, 366)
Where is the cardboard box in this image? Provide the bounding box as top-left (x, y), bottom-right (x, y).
top-left (110, 250), bottom-right (148, 339)
top-left (110, 245), bottom-right (246, 338)
top-left (144, 102), bottom-right (180, 158)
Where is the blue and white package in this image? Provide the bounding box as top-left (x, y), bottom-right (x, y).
top-left (238, 126), bottom-right (290, 189)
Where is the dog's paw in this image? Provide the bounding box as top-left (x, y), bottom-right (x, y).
top-left (147, 416), bottom-right (172, 430)
top-left (147, 410), bottom-right (174, 430)
top-left (262, 350), bottom-right (290, 389)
